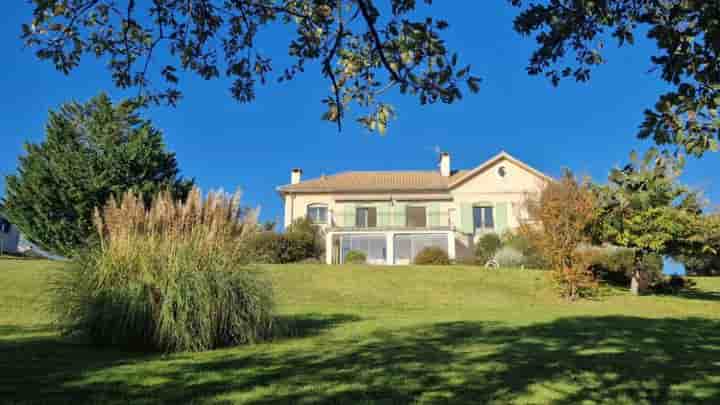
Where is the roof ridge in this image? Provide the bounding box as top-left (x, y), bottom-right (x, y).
top-left (342, 169), bottom-right (446, 174)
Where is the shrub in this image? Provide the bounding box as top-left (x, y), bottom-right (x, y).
top-left (475, 233), bottom-right (502, 265)
top-left (502, 232), bottom-right (549, 269)
top-left (494, 246), bottom-right (526, 268)
top-left (286, 217), bottom-right (325, 260)
top-left (344, 250), bottom-right (367, 264)
top-left (240, 217), bottom-right (322, 264)
top-left (520, 170), bottom-right (599, 300)
top-left (651, 275), bottom-right (697, 294)
top-left (52, 187), bottom-right (276, 352)
top-left (589, 248), bottom-right (664, 287)
top-left (414, 247), bottom-right (451, 265)
top-left (242, 231), bottom-right (284, 264)
top-left (281, 231), bottom-right (317, 263)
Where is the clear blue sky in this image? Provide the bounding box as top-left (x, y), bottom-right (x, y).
top-left (1, 2), bottom-right (718, 226)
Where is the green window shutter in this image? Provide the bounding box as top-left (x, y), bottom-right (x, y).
top-left (495, 202), bottom-right (509, 234)
top-left (377, 203), bottom-right (388, 227)
top-left (429, 203), bottom-right (440, 227)
top-left (344, 204), bottom-right (356, 227)
top-left (394, 203), bottom-right (406, 227)
top-left (460, 203), bottom-right (474, 234)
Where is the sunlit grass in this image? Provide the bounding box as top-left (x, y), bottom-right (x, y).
top-left (1, 259), bottom-right (720, 404)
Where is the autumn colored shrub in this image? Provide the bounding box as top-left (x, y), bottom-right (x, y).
top-left (414, 247), bottom-right (451, 265)
top-left (520, 171), bottom-right (599, 300)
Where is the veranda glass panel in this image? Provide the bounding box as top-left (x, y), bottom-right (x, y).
top-left (341, 235), bottom-right (387, 264)
top-left (394, 234), bottom-right (448, 264)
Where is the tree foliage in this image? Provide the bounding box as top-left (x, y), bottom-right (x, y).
top-left (675, 213), bottom-right (720, 276)
top-left (512, 0), bottom-right (720, 156)
top-left (2, 93), bottom-right (192, 256)
top-left (520, 170), bottom-right (599, 300)
top-left (592, 149), bottom-right (707, 293)
top-left (22, 0), bottom-right (480, 133)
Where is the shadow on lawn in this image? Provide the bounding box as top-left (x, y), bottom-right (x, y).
top-left (3, 316), bottom-right (720, 404)
top-left (180, 316), bottom-right (720, 405)
top-left (276, 313), bottom-right (364, 338)
top-left (0, 313), bottom-right (362, 403)
top-left (674, 289), bottom-right (720, 302)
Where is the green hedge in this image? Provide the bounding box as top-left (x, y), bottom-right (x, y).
top-left (344, 250), bottom-right (367, 264)
top-left (589, 249), bottom-right (664, 286)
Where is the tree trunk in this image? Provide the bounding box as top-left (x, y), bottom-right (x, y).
top-left (631, 269), bottom-right (650, 295)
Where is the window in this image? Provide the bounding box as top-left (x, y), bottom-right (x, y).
top-left (406, 206), bottom-right (427, 228)
top-left (356, 207), bottom-right (377, 228)
top-left (307, 204), bottom-right (328, 224)
top-left (473, 206), bottom-right (494, 232)
top-left (497, 166), bottom-right (507, 178)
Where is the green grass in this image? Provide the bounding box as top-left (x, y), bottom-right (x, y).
top-left (2, 259), bottom-right (720, 404)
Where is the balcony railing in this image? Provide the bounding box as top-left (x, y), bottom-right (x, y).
top-left (328, 210), bottom-right (453, 231)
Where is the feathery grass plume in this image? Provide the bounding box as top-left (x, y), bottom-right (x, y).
top-left (53, 186), bottom-right (274, 352)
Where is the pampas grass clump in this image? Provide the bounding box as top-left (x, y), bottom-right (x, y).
top-left (53, 187), bottom-right (276, 352)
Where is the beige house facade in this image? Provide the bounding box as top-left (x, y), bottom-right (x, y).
top-left (277, 151), bottom-right (551, 265)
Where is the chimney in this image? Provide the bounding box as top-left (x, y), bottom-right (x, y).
top-left (291, 168), bottom-right (302, 185)
top-left (439, 152), bottom-right (451, 177)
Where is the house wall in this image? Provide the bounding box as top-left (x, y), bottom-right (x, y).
top-left (282, 156), bottom-right (550, 264)
top-left (283, 193), bottom-right (336, 228)
top-left (0, 224), bottom-right (20, 254)
top-left (451, 158), bottom-right (546, 229)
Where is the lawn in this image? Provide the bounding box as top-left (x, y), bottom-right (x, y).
top-left (1, 259), bottom-right (720, 404)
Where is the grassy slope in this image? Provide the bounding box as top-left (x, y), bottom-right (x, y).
top-left (1, 260), bottom-right (720, 404)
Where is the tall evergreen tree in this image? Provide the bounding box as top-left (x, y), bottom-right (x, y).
top-left (2, 93), bottom-right (193, 256)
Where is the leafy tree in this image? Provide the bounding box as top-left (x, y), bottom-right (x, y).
top-left (21, 2), bottom-right (720, 153)
top-left (22, 0), bottom-right (480, 134)
top-left (2, 93), bottom-right (193, 256)
top-left (512, 0), bottom-right (720, 156)
top-left (520, 170), bottom-right (599, 301)
top-left (592, 149), bottom-right (705, 294)
top-left (674, 213), bottom-right (720, 276)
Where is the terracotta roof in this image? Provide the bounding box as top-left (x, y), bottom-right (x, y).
top-left (278, 170), bottom-right (469, 193)
top-left (278, 152), bottom-right (553, 194)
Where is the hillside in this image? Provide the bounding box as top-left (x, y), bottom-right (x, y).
top-left (1, 259), bottom-right (719, 404)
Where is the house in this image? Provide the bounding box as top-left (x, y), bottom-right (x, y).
top-left (277, 151), bottom-right (552, 265)
top-left (0, 215), bottom-right (20, 254)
